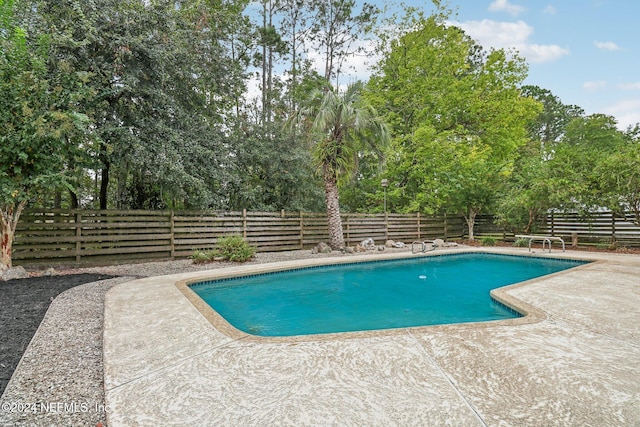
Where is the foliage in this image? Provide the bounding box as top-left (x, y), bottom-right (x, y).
top-left (513, 238), bottom-right (529, 248)
top-left (592, 126), bottom-right (640, 224)
top-left (521, 85), bottom-right (584, 148)
top-left (0, 0), bottom-right (92, 269)
top-left (226, 121), bottom-right (325, 212)
top-left (366, 9), bottom-right (541, 239)
top-left (191, 235), bottom-right (256, 263)
top-left (19, 0), bottom-right (251, 210)
top-left (214, 235), bottom-right (256, 262)
top-left (291, 81), bottom-right (390, 249)
top-left (1, 0), bottom-right (639, 258)
top-left (190, 250), bottom-right (215, 264)
top-left (480, 236), bottom-right (497, 246)
top-left (309, 0), bottom-right (380, 84)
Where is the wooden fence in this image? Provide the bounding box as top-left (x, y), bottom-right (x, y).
top-left (541, 211), bottom-right (640, 247)
top-left (12, 209), bottom-right (640, 267)
top-left (473, 211), bottom-right (640, 247)
top-left (13, 209), bottom-right (465, 267)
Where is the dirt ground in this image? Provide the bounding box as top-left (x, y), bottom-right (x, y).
top-left (0, 274), bottom-right (114, 396)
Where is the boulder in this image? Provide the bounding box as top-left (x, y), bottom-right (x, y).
top-left (433, 238), bottom-right (445, 247)
top-left (2, 266), bottom-right (29, 281)
top-left (42, 267), bottom-right (57, 276)
top-left (360, 238), bottom-right (376, 250)
top-left (386, 240), bottom-right (405, 248)
top-left (311, 242), bottom-right (332, 254)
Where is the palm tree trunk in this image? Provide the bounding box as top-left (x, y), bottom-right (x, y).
top-left (323, 168), bottom-right (345, 250)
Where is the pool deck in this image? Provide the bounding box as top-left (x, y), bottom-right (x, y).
top-left (103, 247), bottom-right (640, 426)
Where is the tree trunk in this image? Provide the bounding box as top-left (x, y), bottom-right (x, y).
top-left (99, 140), bottom-right (111, 209)
top-left (0, 201), bottom-right (26, 272)
top-left (323, 168), bottom-right (345, 250)
top-left (464, 208), bottom-right (477, 241)
top-left (69, 190), bottom-right (79, 209)
top-left (525, 209), bottom-right (536, 234)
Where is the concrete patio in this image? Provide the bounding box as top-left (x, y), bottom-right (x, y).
top-left (103, 247), bottom-right (640, 426)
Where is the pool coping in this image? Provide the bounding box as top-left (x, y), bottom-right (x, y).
top-left (175, 249), bottom-right (598, 343)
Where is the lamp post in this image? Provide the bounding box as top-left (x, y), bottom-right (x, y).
top-left (381, 179), bottom-right (388, 215)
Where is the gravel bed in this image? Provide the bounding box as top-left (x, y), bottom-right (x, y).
top-left (0, 248), bottom-right (412, 426)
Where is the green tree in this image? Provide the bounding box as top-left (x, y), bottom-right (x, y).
top-left (595, 137), bottom-right (640, 225)
top-left (291, 81), bottom-right (389, 249)
top-left (367, 8), bottom-right (540, 238)
top-left (310, 0), bottom-right (379, 86)
top-left (25, 0), bottom-right (250, 209)
top-left (521, 85), bottom-right (584, 149)
top-left (497, 88), bottom-right (585, 233)
top-left (226, 121), bottom-right (324, 212)
top-left (0, 1), bottom-right (90, 270)
top-left (552, 114), bottom-right (625, 212)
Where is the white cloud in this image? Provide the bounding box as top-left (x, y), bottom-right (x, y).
top-left (488, 0), bottom-right (525, 16)
top-left (543, 5), bottom-right (557, 15)
top-left (618, 82), bottom-right (640, 90)
top-left (583, 80), bottom-right (607, 91)
top-left (594, 41), bottom-right (621, 51)
top-left (457, 19), bottom-right (569, 63)
top-left (602, 98), bottom-right (640, 130)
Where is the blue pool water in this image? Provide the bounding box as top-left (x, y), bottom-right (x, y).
top-left (190, 253), bottom-right (587, 337)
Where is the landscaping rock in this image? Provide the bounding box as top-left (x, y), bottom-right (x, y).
top-left (360, 238), bottom-right (376, 250)
top-left (433, 238), bottom-right (445, 247)
top-left (386, 239), bottom-right (406, 248)
top-left (311, 242), bottom-right (332, 254)
top-left (2, 266), bottom-right (29, 281)
top-left (42, 267), bottom-right (57, 276)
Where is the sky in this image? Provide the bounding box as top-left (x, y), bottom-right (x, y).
top-left (246, 0), bottom-right (640, 131)
top-left (391, 0), bottom-right (640, 130)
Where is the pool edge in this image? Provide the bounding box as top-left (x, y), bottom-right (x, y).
top-left (175, 248), bottom-right (597, 343)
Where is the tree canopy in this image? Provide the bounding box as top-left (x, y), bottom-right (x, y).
top-left (1, 0), bottom-right (639, 269)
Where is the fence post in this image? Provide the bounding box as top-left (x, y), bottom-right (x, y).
top-left (345, 215), bottom-right (350, 246)
top-left (242, 209), bottom-right (247, 238)
top-left (550, 211), bottom-right (555, 236)
top-left (444, 213), bottom-right (448, 241)
top-left (170, 210), bottom-right (175, 258)
top-left (611, 211), bottom-right (617, 244)
top-left (417, 212), bottom-right (421, 240)
top-left (299, 212), bottom-right (304, 250)
top-left (75, 211), bottom-right (82, 263)
top-left (384, 211), bottom-right (389, 241)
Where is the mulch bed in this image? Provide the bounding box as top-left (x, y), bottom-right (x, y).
top-left (0, 274), bottom-right (114, 397)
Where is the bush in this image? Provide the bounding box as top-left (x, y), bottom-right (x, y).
top-left (190, 250), bottom-right (215, 264)
top-left (513, 238), bottom-right (529, 247)
top-left (480, 236), bottom-right (497, 246)
top-left (214, 235), bottom-right (256, 262)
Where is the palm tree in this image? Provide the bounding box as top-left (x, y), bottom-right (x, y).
top-left (292, 82), bottom-right (390, 249)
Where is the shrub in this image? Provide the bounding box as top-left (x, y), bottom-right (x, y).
top-left (191, 250), bottom-right (214, 264)
top-left (513, 238), bottom-right (529, 247)
top-left (480, 236), bottom-right (497, 246)
top-left (215, 235), bottom-right (256, 262)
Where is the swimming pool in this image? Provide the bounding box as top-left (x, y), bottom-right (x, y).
top-left (190, 253), bottom-right (588, 337)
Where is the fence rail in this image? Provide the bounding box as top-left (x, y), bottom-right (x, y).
top-left (13, 209), bottom-right (465, 267)
top-left (12, 209), bottom-right (640, 267)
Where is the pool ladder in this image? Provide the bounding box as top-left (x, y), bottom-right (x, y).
top-left (412, 241), bottom-right (435, 254)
